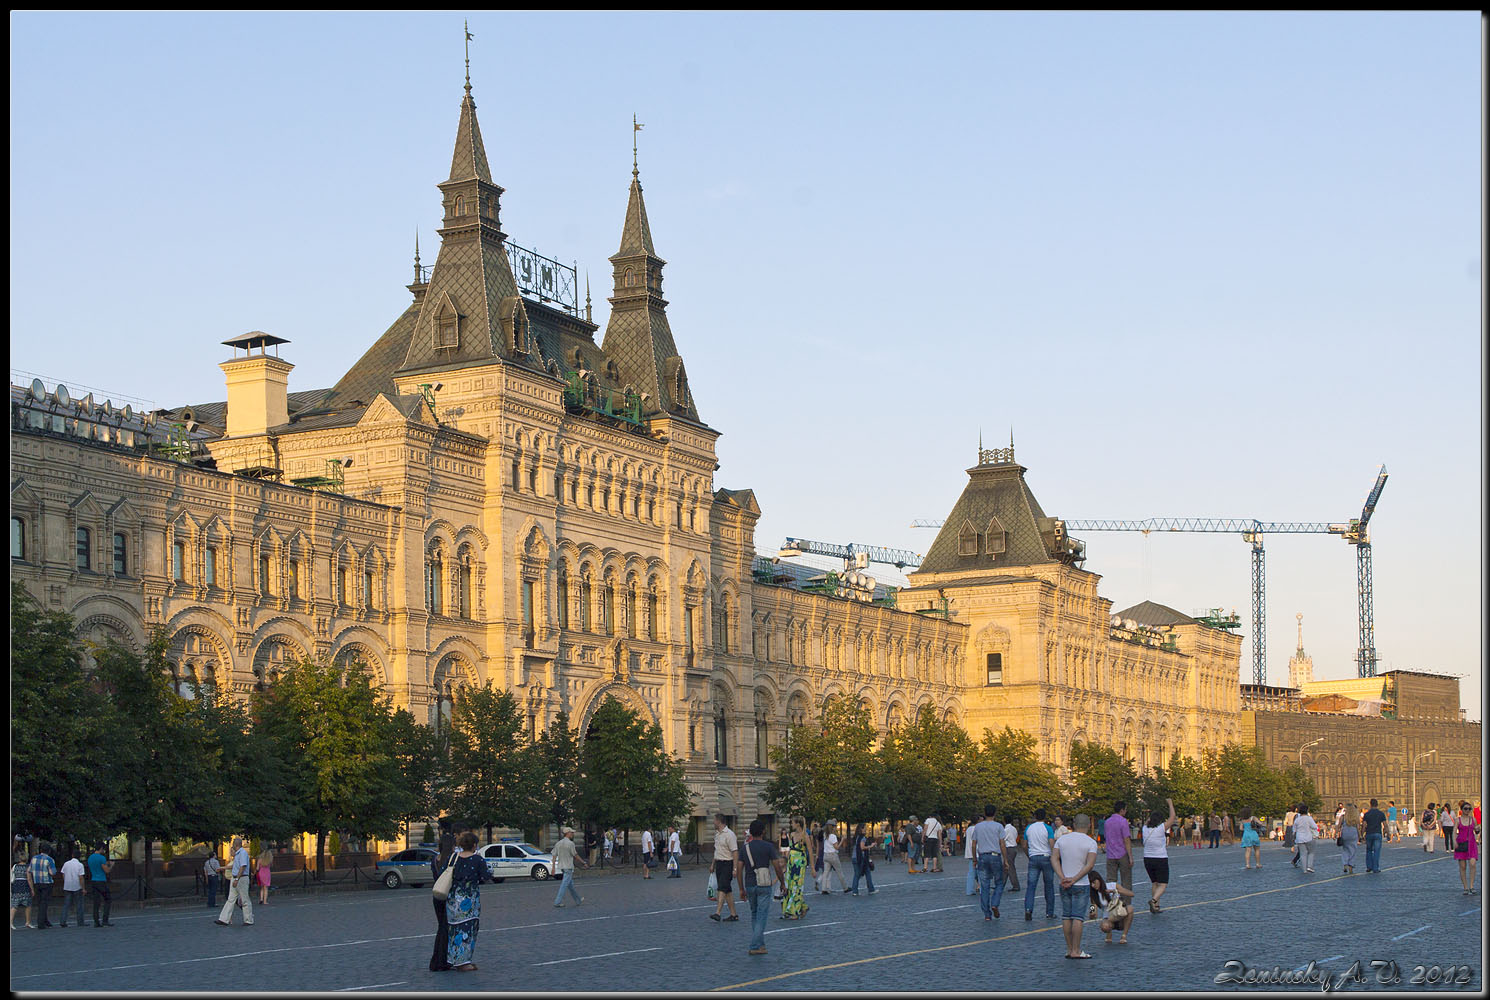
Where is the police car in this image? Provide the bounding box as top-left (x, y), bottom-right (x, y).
top-left (476, 839), bottom-right (554, 882)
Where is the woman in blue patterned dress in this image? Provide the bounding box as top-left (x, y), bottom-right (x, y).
top-left (446, 831), bottom-right (492, 972)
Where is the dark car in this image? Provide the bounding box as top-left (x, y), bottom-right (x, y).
top-left (375, 847), bottom-right (440, 889)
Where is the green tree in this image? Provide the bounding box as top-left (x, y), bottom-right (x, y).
top-left (575, 698), bottom-right (693, 833)
top-left (1138, 751), bottom-right (1208, 819)
top-left (253, 659), bottom-right (410, 874)
top-left (188, 688), bottom-right (298, 845)
top-left (10, 583), bottom-right (126, 846)
top-left (966, 726), bottom-right (1068, 822)
top-left (442, 682), bottom-right (542, 839)
top-left (766, 698), bottom-right (884, 824)
top-left (1277, 762), bottom-right (1322, 815)
top-left (1204, 744), bottom-right (1282, 816)
top-left (878, 705), bottom-right (980, 824)
top-left (382, 704), bottom-right (443, 830)
top-left (1067, 740), bottom-right (1139, 817)
top-left (538, 709), bottom-right (582, 832)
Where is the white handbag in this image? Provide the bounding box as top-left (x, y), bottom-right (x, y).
top-left (433, 863), bottom-right (454, 901)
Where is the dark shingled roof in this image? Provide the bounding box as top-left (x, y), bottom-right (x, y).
top-left (318, 301), bottom-right (422, 410)
top-left (915, 460), bottom-right (1059, 574)
top-left (1113, 601), bottom-right (1197, 627)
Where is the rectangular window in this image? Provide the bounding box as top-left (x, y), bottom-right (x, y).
top-left (260, 554), bottom-right (271, 594)
top-left (205, 547), bottom-right (217, 587)
top-left (689, 724), bottom-right (696, 753)
top-left (75, 527), bottom-right (90, 570)
top-left (986, 652), bottom-right (1003, 686)
top-left (522, 580), bottom-right (535, 637)
top-left (12, 517), bottom-right (25, 560)
top-left (337, 566), bottom-right (346, 604)
top-left (626, 590), bottom-right (637, 638)
top-left (528, 465), bottom-right (537, 493)
top-left (172, 541), bottom-right (185, 581)
top-left (579, 580), bottom-right (591, 631)
top-left (647, 592), bottom-right (658, 640)
top-left (288, 559), bottom-right (299, 599)
top-left (459, 564), bottom-right (472, 619)
top-left (554, 471), bottom-right (562, 500)
top-left (113, 532), bottom-right (127, 575)
top-left (365, 569), bottom-right (375, 609)
top-left (558, 576), bottom-right (569, 629)
top-left (602, 586), bottom-right (614, 635)
top-left (684, 605), bottom-right (694, 650)
top-left (676, 503), bottom-right (683, 529)
top-left (511, 458), bottom-right (521, 491)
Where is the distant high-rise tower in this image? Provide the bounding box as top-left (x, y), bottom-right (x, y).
top-left (1288, 613), bottom-right (1314, 688)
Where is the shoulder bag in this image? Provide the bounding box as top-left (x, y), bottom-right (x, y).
top-left (432, 857), bottom-right (455, 900)
top-left (747, 841), bottom-right (773, 888)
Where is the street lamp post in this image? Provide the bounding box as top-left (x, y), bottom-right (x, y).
top-left (1412, 749), bottom-right (1438, 824)
top-left (1297, 738), bottom-right (1324, 803)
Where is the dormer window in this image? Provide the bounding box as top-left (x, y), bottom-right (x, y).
top-left (433, 292), bottom-right (460, 350)
top-left (987, 517), bottom-right (1007, 556)
top-left (958, 519), bottom-right (978, 557)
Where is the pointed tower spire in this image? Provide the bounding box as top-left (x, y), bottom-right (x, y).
top-left (1296, 612), bottom-right (1305, 655)
top-left (413, 229), bottom-right (422, 283)
top-left (601, 131), bottom-right (698, 421)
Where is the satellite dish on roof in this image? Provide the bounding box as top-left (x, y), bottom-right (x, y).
top-left (28, 378), bottom-right (44, 400)
top-left (54, 383), bottom-right (70, 407)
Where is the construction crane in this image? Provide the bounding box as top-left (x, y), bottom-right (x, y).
top-left (910, 466), bottom-right (1388, 685)
top-left (777, 538), bottom-right (924, 571)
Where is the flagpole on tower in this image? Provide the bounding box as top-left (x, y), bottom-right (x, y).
top-left (633, 114), bottom-right (644, 179)
top-left (464, 19), bottom-right (473, 93)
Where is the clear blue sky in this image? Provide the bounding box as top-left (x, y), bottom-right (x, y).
top-left (11, 12), bottom-right (1482, 717)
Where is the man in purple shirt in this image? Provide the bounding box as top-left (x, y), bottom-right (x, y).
top-left (1103, 800), bottom-right (1133, 892)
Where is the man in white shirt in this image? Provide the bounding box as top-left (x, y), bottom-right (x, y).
top-left (1002, 814), bottom-right (1021, 891)
top-left (214, 837), bottom-right (254, 927)
top-left (667, 824), bottom-right (683, 877)
top-left (1293, 805), bottom-right (1319, 873)
top-left (1023, 808), bottom-right (1056, 921)
top-left (969, 805), bottom-right (1011, 920)
top-left (58, 849), bottom-right (87, 927)
top-left (711, 814), bottom-right (740, 921)
top-left (1052, 813), bottom-right (1099, 959)
top-left (641, 828), bottom-right (655, 880)
top-left (964, 816), bottom-right (978, 895)
top-left (923, 815), bottom-right (943, 873)
top-left (819, 822), bottom-right (848, 893)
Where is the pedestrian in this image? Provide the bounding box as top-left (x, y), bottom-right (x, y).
top-left (1053, 813), bottom-right (1099, 960)
top-left (1207, 812), bottom-right (1221, 849)
top-left (203, 849), bottom-right (222, 909)
top-left (1386, 801), bottom-right (1399, 844)
top-left (87, 842), bottom-right (114, 927)
top-left (585, 827), bottom-right (598, 866)
top-left (848, 822), bottom-right (876, 896)
top-left (1103, 801), bottom-right (1134, 893)
top-left (1089, 871), bottom-right (1135, 945)
top-left (445, 830), bottom-right (492, 972)
top-left (906, 816), bottom-right (923, 874)
top-left (818, 822), bottom-right (848, 894)
top-left (882, 828), bottom-right (893, 863)
top-left (552, 825), bottom-right (588, 906)
top-left (603, 828), bottom-right (614, 863)
top-left (1239, 808), bottom-right (1262, 869)
top-left (1361, 799), bottom-right (1387, 873)
top-left (641, 827), bottom-right (655, 880)
top-left (59, 846), bottom-right (86, 928)
top-left (1422, 803), bottom-right (1438, 853)
top-left (1440, 804), bottom-right (1455, 856)
top-left (1190, 814), bottom-right (1203, 850)
top-left (710, 813), bottom-right (741, 922)
top-left (781, 819), bottom-right (813, 919)
top-left (738, 818), bottom-right (785, 955)
top-left (964, 816), bottom-right (980, 896)
top-left (1053, 814), bottom-right (1070, 844)
top-left (214, 837), bottom-right (252, 926)
top-left (1024, 807), bottom-right (1056, 920)
top-left (970, 804), bottom-right (1011, 920)
top-left (1293, 805), bottom-right (1319, 873)
top-left (667, 824), bottom-right (683, 878)
top-left (923, 814), bottom-right (943, 873)
top-left (255, 848), bottom-right (273, 905)
top-left (1142, 798), bottom-right (1176, 912)
top-left (429, 832), bottom-right (455, 972)
top-left (11, 846), bottom-right (32, 929)
top-left (1002, 813), bottom-right (1022, 891)
top-left (1453, 803), bottom-right (1479, 895)
top-left (1283, 806), bottom-right (1297, 856)
top-left (810, 821), bottom-right (824, 888)
top-left (26, 840), bottom-right (56, 928)
top-left (1338, 803), bottom-right (1361, 873)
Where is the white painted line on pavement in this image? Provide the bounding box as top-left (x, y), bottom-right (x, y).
top-left (1391, 924), bottom-right (1431, 941)
top-left (10, 934), bottom-right (432, 980)
top-left (913, 904), bottom-right (976, 914)
top-left (335, 982), bottom-right (409, 991)
top-left (533, 946), bottom-right (662, 966)
top-left (1458, 907), bottom-right (1480, 916)
top-left (765, 920), bottom-right (841, 935)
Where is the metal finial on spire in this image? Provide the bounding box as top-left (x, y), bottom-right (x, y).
top-left (464, 20), bottom-right (473, 94)
top-left (1296, 612), bottom-right (1305, 653)
top-left (633, 114), bottom-right (645, 179)
top-left (413, 228), bottom-right (422, 283)
top-left (585, 272), bottom-right (593, 323)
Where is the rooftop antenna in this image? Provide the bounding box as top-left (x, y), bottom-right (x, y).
top-left (463, 19), bottom-right (473, 94)
top-left (633, 114), bottom-right (644, 179)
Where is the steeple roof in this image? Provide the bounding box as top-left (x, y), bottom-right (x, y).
top-left (448, 90), bottom-right (492, 184)
top-left (618, 175), bottom-right (657, 257)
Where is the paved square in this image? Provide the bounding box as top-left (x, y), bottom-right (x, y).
top-left (9, 840), bottom-right (1481, 992)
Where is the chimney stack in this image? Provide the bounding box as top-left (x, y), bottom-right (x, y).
top-left (219, 331), bottom-right (293, 437)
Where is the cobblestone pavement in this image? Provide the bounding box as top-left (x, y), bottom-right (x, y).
top-left (10, 840), bottom-right (1482, 992)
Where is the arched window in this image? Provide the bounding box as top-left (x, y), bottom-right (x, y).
top-left (986, 516), bottom-right (1007, 556)
top-left (647, 586), bottom-right (659, 641)
top-left (714, 705), bottom-right (728, 767)
top-left (427, 548), bottom-right (444, 615)
top-left (113, 532), bottom-right (128, 575)
top-left (459, 560), bottom-right (472, 620)
top-left (579, 575), bottom-right (592, 631)
top-left (754, 706), bottom-right (768, 767)
top-left (626, 581), bottom-right (638, 637)
top-left (602, 579), bottom-right (615, 635)
top-left (624, 267), bottom-right (635, 287)
top-left (557, 566), bottom-right (570, 630)
top-left (76, 527), bottom-right (91, 570)
top-left (957, 519), bottom-right (977, 557)
top-left (453, 194), bottom-right (465, 216)
top-left (10, 517), bottom-right (23, 560)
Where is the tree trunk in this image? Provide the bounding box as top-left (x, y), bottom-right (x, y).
top-left (142, 837), bottom-right (154, 899)
top-left (315, 829), bottom-right (326, 878)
